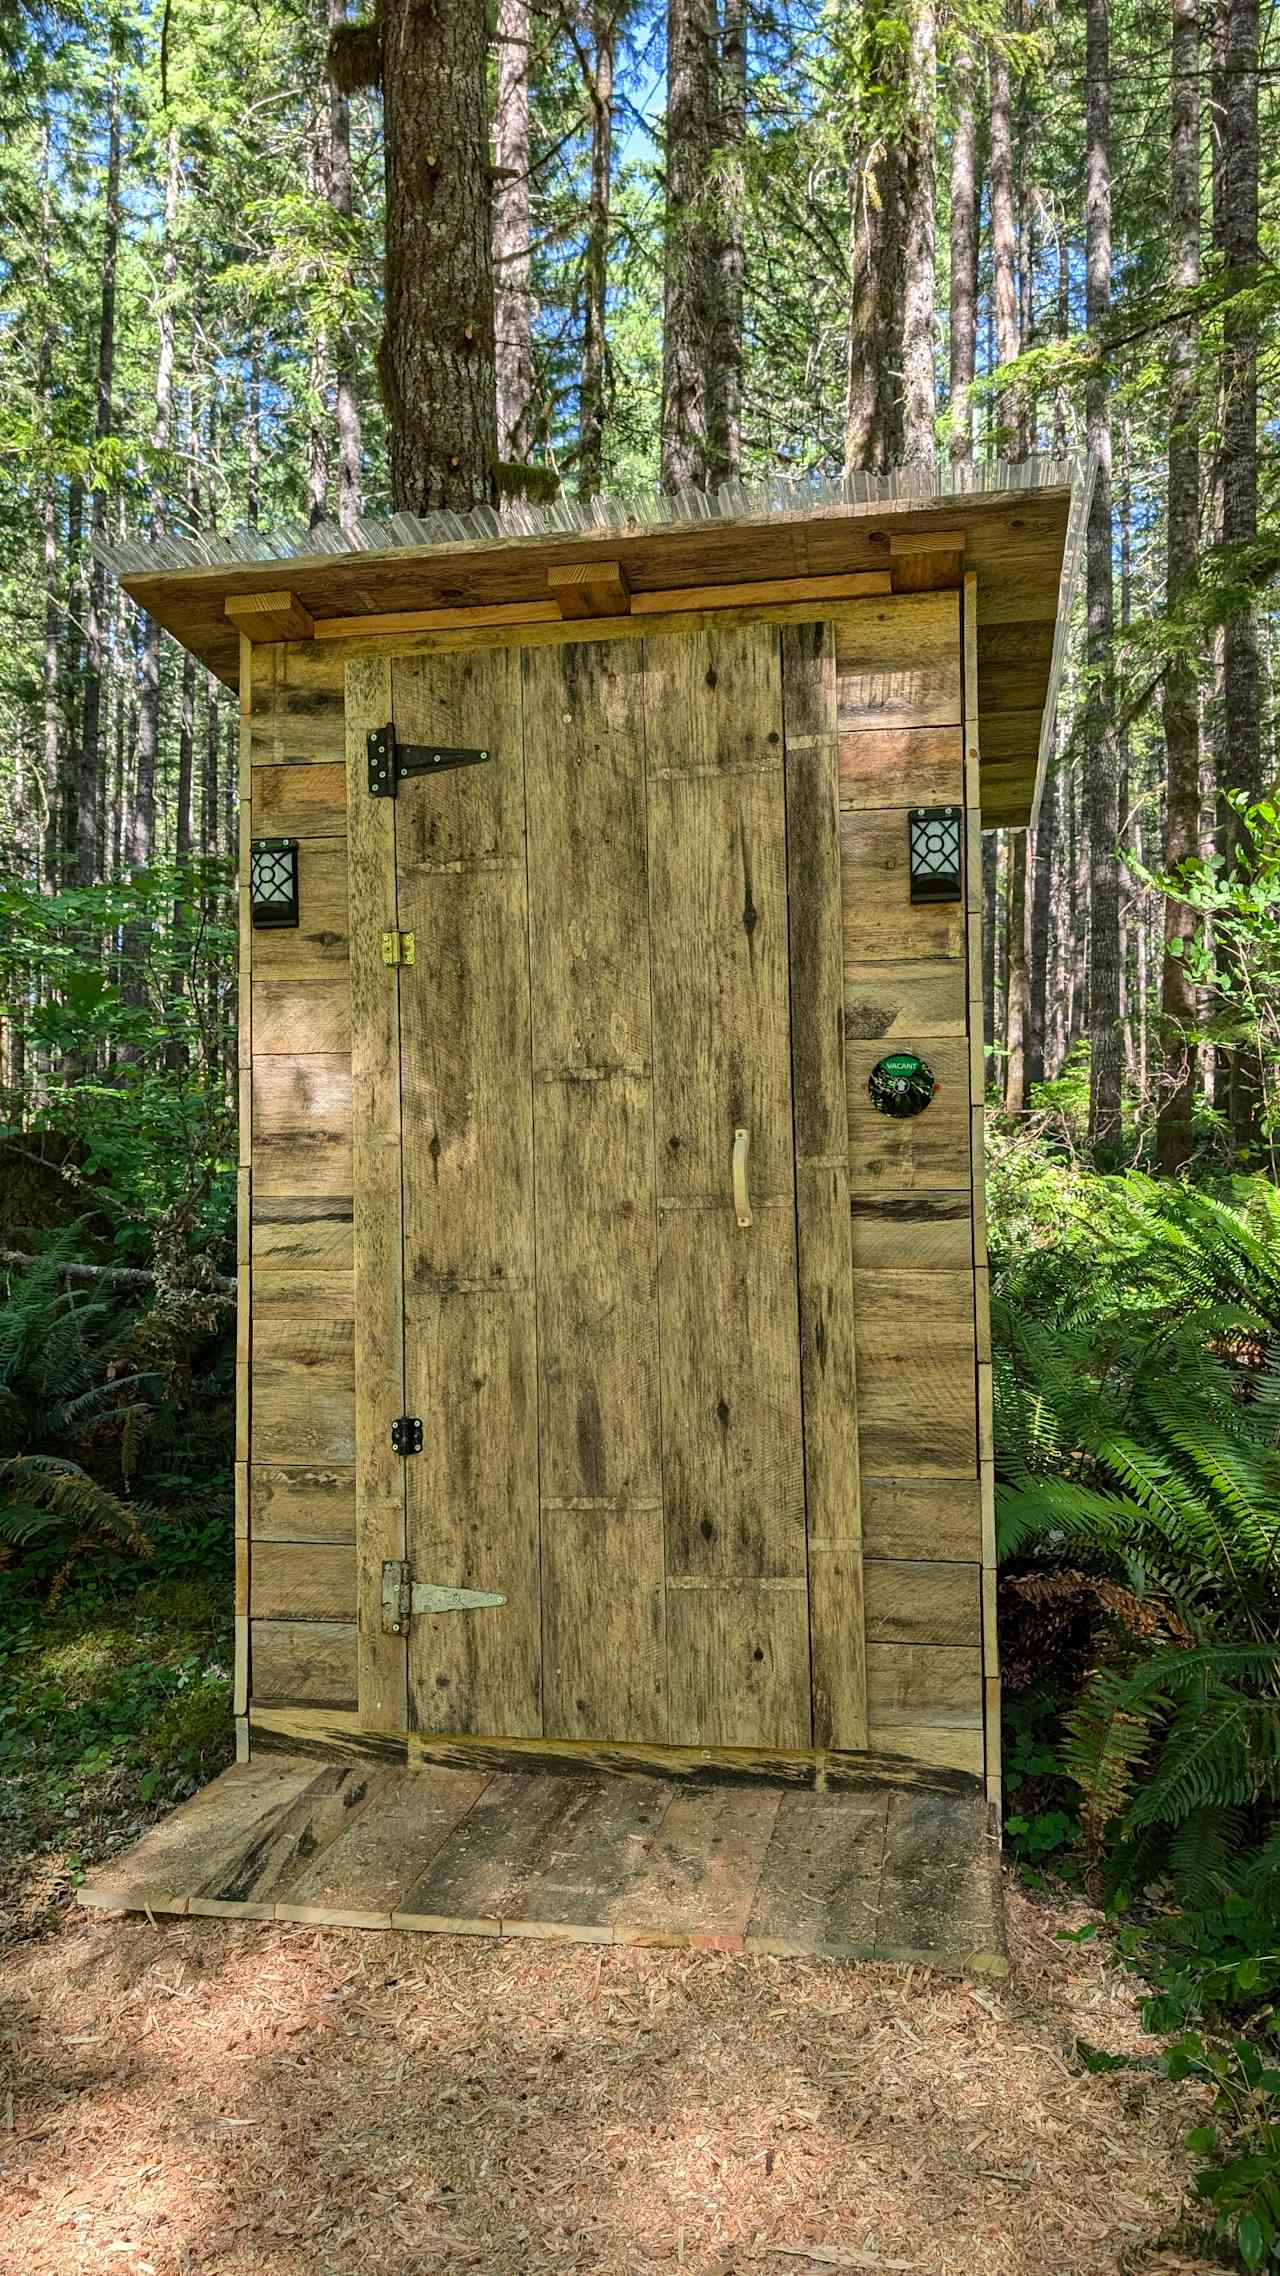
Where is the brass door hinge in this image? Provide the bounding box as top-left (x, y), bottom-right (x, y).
top-left (381, 929), bottom-right (415, 966)
top-left (381, 1560), bottom-right (507, 1636)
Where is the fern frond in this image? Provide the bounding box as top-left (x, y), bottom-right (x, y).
top-left (47, 1376), bottom-right (159, 1437)
top-left (1127, 1691), bottom-right (1280, 1831)
top-left (1061, 1663), bottom-right (1166, 1829)
top-left (1164, 1806), bottom-right (1253, 1906)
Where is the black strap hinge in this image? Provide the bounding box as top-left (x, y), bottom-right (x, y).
top-left (390, 1415), bottom-right (423, 1456)
top-left (367, 726), bottom-right (491, 797)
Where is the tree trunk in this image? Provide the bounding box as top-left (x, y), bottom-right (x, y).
top-left (1156, 0), bottom-right (1201, 1173)
top-left (845, 9), bottom-right (907, 476)
top-left (328, 0), bottom-right (364, 531)
top-left (1218, 0), bottom-right (1261, 804)
top-left (1004, 830), bottom-right (1029, 1112)
top-left (382, 0), bottom-right (498, 512)
top-left (246, 347), bottom-right (262, 527)
top-left (1085, 0), bottom-right (1123, 1146)
top-left (900, 0), bottom-right (937, 470)
top-left (41, 475), bottom-right (59, 889)
top-left (982, 830), bottom-right (997, 1087)
top-left (132, 122), bottom-right (182, 878)
top-left (707, 0), bottom-right (746, 484)
top-left (79, 65), bottom-right (122, 888)
top-left (988, 44), bottom-right (1018, 455)
top-left (992, 26), bottom-right (1028, 1110)
top-left (1027, 748), bottom-right (1058, 1087)
top-left (661, 0), bottom-right (719, 489)
top-left (1070, 748), bottom-right (1091, 1057)
top-left (578, 1), bottom-right (614, 500)
top-left (37, 116), bottom-right (60, 891)
top-left (61, 478), bottom-right (84, 883)
top-left (1117, 423), bottom-right (1135, 1084)
top-left (494, 0), bottom-right (535, 464)
top-left (306, 41), bottom-right (333, 528)
top-left (1216, 0), bottom-right (1263, 1150)
top-left (202, 676), bottom-right (220, 858)
top-left (175, 653), bottom-right (196, 862)
top-left (1016, 112), bottom-right (1037, 454)
top-left (1053, 225), bottom-right (1070, 453)
top-left (948, 41), bottom-right (977, 462)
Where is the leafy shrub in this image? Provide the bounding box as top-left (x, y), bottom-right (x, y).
top-left (0, 865), bottom-right (237, 1240)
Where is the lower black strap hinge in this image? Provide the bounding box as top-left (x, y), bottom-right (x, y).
top-left (390, 1414), bottom-right (424, 1456)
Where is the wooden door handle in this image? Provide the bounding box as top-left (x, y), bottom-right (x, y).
top-left (733, 1127), bottom-right (752, 1228)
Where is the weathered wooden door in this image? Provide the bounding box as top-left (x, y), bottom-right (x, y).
top-left (347, 621), bottom-right (864, 1754)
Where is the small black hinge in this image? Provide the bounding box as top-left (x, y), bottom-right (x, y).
top-left (367, 725), bottom-right (491, 797)
top-left (390, 1414), bottom-right (424, 1456)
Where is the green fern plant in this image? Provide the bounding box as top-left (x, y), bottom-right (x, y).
top-left (993, 1167), bottom-right (1280, 1904)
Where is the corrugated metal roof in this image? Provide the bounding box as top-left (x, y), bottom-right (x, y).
top-left (97, 452), bottom-right (1083, 577)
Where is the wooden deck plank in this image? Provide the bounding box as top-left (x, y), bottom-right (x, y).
top-left (392, 1773), bottom-right (583, 1933)
top-left (276, 1766), bottom-right (491, 1926)
top-left (876, 1787), bottom-right (1004, 1968)
top-left (80, 1763), bottom-right (313, 1916)
top-left (503, 1777), bottom-right (674, 1942)
top-left (189, 1766), bottom-right (393, 1917)
top-left (612, 1784), bottom-right (785, 1949)
top-left (745, 1787), bottom-right (890, 1958)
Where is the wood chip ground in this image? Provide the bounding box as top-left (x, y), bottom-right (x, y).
top-left (0, 1877), bottom-right (1217, 2274)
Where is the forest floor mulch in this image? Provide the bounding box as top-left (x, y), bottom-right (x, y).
top-left (0, 1879), bottom-right (1221, 2276)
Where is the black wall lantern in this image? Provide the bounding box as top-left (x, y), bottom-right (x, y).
top-left (908, 806), bottom-right (963, 904)
top-left (250, 837), bottom-right (300, 929)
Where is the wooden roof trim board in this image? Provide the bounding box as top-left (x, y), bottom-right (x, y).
top-left (1028, 448), bottom-right (1096, 829)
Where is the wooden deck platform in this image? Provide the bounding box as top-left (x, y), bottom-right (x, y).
top-left (77, 1760), bottom-right (1006, 1970)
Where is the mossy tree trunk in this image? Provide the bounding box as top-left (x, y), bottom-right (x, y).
top-left (661, 0), bottom-right (719, 489)
top-left (381, 0), bottom-right (498, 513)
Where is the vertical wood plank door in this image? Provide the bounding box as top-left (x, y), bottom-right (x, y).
top-left (348, 623), bottom-right (864, 1753)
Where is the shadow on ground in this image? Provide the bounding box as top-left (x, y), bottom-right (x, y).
top-left (0, 1881), bottom-right (1220, 2276)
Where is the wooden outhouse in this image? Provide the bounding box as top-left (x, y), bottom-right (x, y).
top-left (112, 460), bottom-right (1086, 1815)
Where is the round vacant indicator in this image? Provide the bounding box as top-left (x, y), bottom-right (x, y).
top-left (868, 1051), bottom-right (938, 1119)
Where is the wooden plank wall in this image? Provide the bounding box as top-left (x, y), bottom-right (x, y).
top-left (241, 642), bottom-right (360, 1736)
top-left (241, 591), bottom-right (994, 1791)
top-left (836, 590), bottom-right (986, 1783)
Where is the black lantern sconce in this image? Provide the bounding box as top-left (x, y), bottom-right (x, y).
top-left (908, 806), bottom-right (963, 904)
top-left (249, 838), bottom-right (300, 929)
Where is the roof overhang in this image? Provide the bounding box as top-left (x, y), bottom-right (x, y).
top-left (101, 455), bottom-right (1091, 830)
